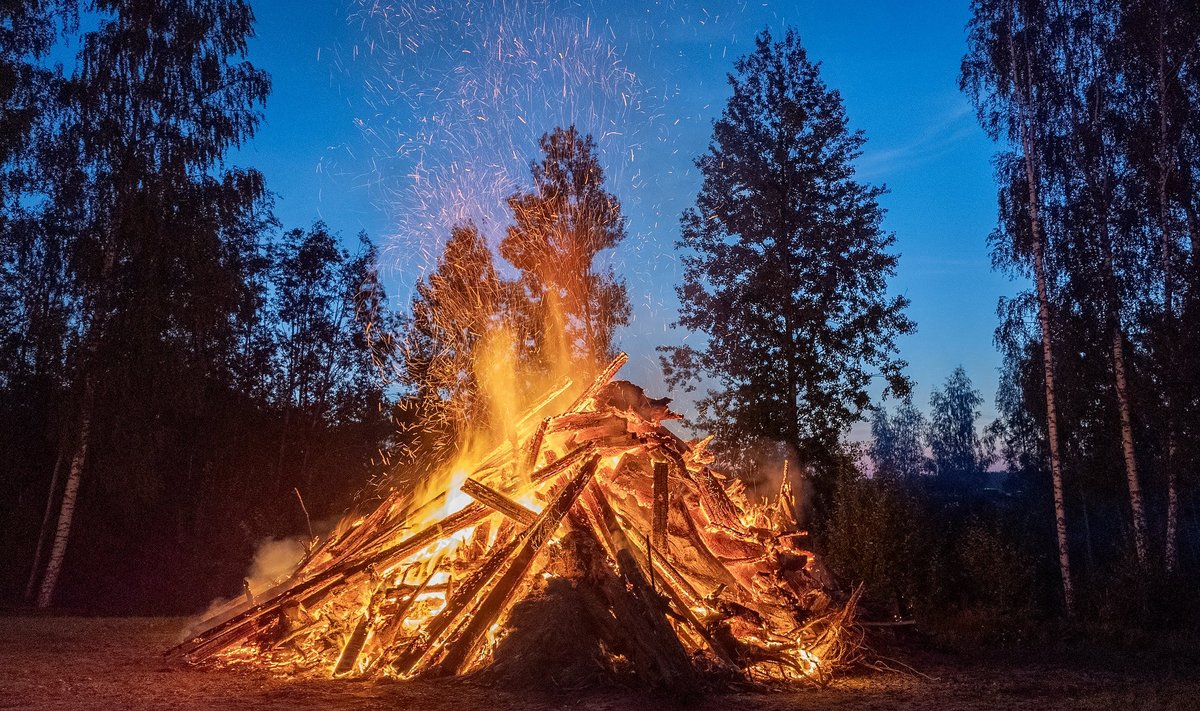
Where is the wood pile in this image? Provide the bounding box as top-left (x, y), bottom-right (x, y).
top-left (171, 354), bottom-right (859, 691)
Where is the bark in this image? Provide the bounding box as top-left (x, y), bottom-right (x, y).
top-left (36, 376), bottom-right (95, 608)
top-left (462, 477), bottom-right (539, 527)
top-left (652, 461), bottom-right (669, 553)
top-left (1157, 12), bottom-right (1179, 573)
top-left (426, 454), bottom-right (600, 676)
top-left (24, 424), bottom-right (69, 601)
top-left (1013, 19), bottom-right (1075, 615)
top-left (1109, 324), bottom-right (1148, 565)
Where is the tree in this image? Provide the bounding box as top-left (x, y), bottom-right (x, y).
top-left (869, 396), bottom-right (928, 483)
top-left (270, 223), bottom-right (389, 493)
top-left (30, 0), bottom-right (271, 607)
top-left (1117, 0), bottom-right (1200, 573)
top-left (403, 223), bottom-right (506, 453)
top-left (500, 126), bottom-right (630, 370)
top-left (1, 0), bottom-right (76, 607)
top-left (660, 28), bottom-right (913, 487)
top-left (927, 367), bottom-right (992, 488)
top-left (1045, 0), bottom-right (1151, 568)
top-left (962, 0), bottom-right (1076, 614)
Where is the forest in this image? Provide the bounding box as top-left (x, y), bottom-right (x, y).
top-left (1, 0), bottom-right (1199, 689)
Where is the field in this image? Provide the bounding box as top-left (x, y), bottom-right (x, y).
top-left (0, 616), bottom-right (1195, 710)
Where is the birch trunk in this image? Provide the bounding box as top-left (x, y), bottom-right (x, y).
top-left (1156, 14), bottom-right (1179, 573)
top-left (1013, 19), bottom-right (1074, 614)
top-left (1109, 322), bottom-right (1148, 565)
top-left (35, 377), bottom-right (95, 608)
top-left (24, 429), bottom-right (68, 601)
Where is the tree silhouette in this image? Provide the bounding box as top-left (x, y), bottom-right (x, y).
top-left (661, 28), bottom-right (913, 486)
top-left (404, 223), bottom-right (506, 455)
top-left (927, 367), bottom-right (992, 489)
top-left (870, 396), bottom-right (928, 484)
top-left (29, 0), bottom-right (271, 607)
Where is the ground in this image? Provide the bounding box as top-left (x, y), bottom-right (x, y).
top-left (0, 616), bottom-right (1195, 710)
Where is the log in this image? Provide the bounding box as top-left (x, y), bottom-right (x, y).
top-left (581, 483), bottom-right (701, 693)
top-left (565, 353), bottom-right (629, 412)
top-left (652, 461), bottom-right (669, 554)
top-left (461, 477), bottom-right (539, 527)
top-left (360, 561), bottom-right (445, 676)
top-left (523, 418), bottom-right (549, 473)
top-left (174, 446), bottom-right (595, 661)
top-left (423, 454), bottom-right (601, 676)
top-left (391, 535), bottom-right (523, 676)
top-left (332, 613), bottom-right (371, 677)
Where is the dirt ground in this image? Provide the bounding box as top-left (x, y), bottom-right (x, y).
top-left (0, 616), bottom-right (1196, 710)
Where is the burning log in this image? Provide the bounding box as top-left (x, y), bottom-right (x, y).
top-left (173, 353), bottom-right (857, 689)
top-left (652, 460), bottom-right (669, 554)
top-left (423, 454), bottom-right (601, 676)
top-left (460, 478), bottom-right (538, 527)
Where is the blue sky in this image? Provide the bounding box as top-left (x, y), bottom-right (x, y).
top-left (239, 0), bottom-right (1017, 431)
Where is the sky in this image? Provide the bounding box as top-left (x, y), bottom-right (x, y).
top-left (239, 0), bottom-right (1017, 432)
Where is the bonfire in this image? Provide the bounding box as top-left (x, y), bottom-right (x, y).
top-left (172, 354), bottom-right (860, 692)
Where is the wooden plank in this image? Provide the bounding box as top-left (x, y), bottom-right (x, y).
top-left (581, 482), bottom-right (700, 691)
top-left (461, 477), bottom-right (539, 527)
top-left (652, 461), bottom-right (669, 554)
top-left (332, 613), bottom-right (371, 677)
top-left (391, 535), bottom-right (523, 676)
top-left (422, 454), bottom-right (601, 677)
top-left (174, 446), bottom-right (596, 662)
top-left (565, 353), bottom-right (629, 411)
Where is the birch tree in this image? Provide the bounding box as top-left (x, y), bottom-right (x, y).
top-left (31, 0), bottom-right (270, 607)
top-left (962, 0), bottom-right (1076, 613)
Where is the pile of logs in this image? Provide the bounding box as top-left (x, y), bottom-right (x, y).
top-left (171, 354), bottom-right (858, 691)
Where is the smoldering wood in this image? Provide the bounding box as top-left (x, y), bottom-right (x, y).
top-left (652, 460), bottom-right (669, 554)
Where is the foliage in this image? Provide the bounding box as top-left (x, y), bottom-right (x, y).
top-left (869, 395), bottom-right (928, 483)
top-left (0, 1), bottom-right (397, 612)
top-left (822, 468), bottom-right (942, 618)
top-left (660, 28), bottom-right (913, 488)
top-left (501, 126), bottom-right (630, 369)
top-left (927, 366), bottom-right (993, 488)
top-left (402, 222), bottom-right (506, 460)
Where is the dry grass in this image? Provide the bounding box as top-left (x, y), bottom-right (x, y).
top-left (0, 616), bottom-right (1196, 710)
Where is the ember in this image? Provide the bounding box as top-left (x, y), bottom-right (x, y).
top-left (172, 354), bottom-right (860, 691)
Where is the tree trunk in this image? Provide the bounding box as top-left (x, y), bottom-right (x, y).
top-left (1157, 18), bottom-right (1180, 573)
top-left (1109, 324), bottom-right (1148, 566)
top-left (36, 376), bottom-right (95, 608)
top-left (1030, 221), bottom-right (1075, 617)
top-left (1165, 434), bottom-right (1178, 573)
top-left (24, 425), bottom-right (69, 601)
top-left (1014, 23), bottom-right (1074, 613)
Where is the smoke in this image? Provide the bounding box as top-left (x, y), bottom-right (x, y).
top-left (177, 534), bottom-right (317, 644)
top-left (738, 439), bottom-right (815, 530)
top-left (245, 537), bottom-right (308, 591)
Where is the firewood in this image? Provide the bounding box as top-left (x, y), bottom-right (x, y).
top-left (176, 354), bottom-right (853, 687)
top-left (174, 447), bottom-right (594, 662)
top-left (565, 353), bottom-right (629, 411)
top-left (355, 560), bottom-right (445, 676)
top-left (581, 483), bottom-right (700, 693)
top-left (423, 454), bottom-right (601, 677)
top-left (392, 536), bottom-right (523, 677)
top-left (461, 477), bottom-right (538, 527)
top-left (652, 461), bottom-right (669, 554)
top-left (332, 613), bottom-right (371, 676)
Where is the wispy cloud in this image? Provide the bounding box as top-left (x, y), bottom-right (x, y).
top-left (855, 100), bottom-right (978, 179)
